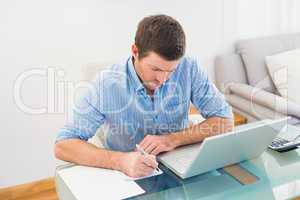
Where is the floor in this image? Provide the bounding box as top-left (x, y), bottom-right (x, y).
top-left (0, 178), bottom-right (58, 200)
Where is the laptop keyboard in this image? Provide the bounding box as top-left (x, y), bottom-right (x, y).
top-left (159, 144), bottom-right (200, 173)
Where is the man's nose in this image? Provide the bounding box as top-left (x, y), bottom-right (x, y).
top-left (156, 72), bottom-right (168, 84)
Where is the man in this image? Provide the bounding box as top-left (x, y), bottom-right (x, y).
top-left (54, 15), bottom-right (233, 178)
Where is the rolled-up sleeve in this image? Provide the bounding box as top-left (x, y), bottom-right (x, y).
top-left (55, 77), bottom-right (105, 143)
top-left (190, 59), bottom-right (233, 119)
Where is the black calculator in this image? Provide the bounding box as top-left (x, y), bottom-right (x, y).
top-left (269, 137), bottom-right (300, 152)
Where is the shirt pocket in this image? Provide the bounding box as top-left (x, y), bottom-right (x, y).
top-left (161, 99), bottom-right (189, 115)
top-left (159, 100), bottom-right (189, 132)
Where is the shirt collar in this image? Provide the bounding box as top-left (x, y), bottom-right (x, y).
top-left (127, 56), bottom-right (146, 92)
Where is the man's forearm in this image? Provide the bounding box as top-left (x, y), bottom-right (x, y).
top-left (54, 139), bottom-right (124, 171)
top-left (169, 117), bottom-right (234, 148)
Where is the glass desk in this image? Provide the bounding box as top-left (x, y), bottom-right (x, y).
top-left (124, 147), bottom-right (300, 200)
top-left (125, 124), bottom-right (300, 200)
top-left (55, 124), bottom-right (300, 200)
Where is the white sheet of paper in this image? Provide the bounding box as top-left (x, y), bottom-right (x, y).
top-left (58, 165), bottom-right (145, 200)
top-left (122, 167), bottom-right (163, 181)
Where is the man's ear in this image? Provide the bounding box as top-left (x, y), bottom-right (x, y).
top-left (131, 44), bottom-right (139, 59)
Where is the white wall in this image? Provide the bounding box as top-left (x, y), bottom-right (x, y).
top-left (1, 0), bottom-right (300, 188)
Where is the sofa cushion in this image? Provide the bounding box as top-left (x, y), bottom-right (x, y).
top-left (266, 48), bottom-right (300, 105)
top-left (236, 33), bottom-right (300, 93)
top-left (215, 54), bottom-right (248, 93)
top-left (225, 93), bottom-right (285, 120)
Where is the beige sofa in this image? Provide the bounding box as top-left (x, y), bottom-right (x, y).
top-left (215, 33), bottom-right (300, 126)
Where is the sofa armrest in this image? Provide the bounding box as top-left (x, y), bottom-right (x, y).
top-left (228, 83), bottom-right (300, 118)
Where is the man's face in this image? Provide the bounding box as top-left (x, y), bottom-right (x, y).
top-left (132, 46), bottom-right (180, 92)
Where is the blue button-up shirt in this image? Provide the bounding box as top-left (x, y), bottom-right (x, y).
top-left (56, 56), bottom-right (232, 151)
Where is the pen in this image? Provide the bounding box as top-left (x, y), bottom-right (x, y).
top-left (136, 144), bottom-right (159, 172)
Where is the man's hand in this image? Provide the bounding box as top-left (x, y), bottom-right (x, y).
top-left (119, 151), bottom-right (158, 178)
top-left (139, 134), bottom-right (177, 155)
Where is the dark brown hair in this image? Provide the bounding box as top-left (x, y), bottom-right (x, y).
top-left (135, 14), bottom-right (186, 61)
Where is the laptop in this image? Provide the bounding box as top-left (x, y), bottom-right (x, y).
top-left (157, 117), bottom-right (288, 179)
